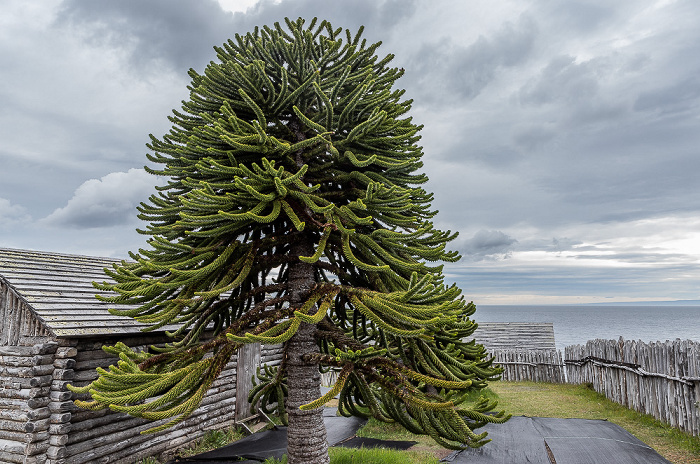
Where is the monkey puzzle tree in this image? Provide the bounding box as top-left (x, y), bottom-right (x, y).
top-left (69, 18), bottom-right (508, 464)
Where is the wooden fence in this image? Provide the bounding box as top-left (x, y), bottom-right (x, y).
top-left (565, 338), bottom-right (700, 436)
top-left (319, 349), bottom-right (566, 387)
top-left (490, 349), bottom-right (565, 383)
top-left (320, 336), bottom-right (700, 438)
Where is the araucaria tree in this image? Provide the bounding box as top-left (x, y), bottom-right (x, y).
top-left (70, 18), bottom-right (508, 464)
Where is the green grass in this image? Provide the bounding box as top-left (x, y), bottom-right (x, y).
top-left (133, 426), bottom-right (246, 464)
top-left (177, 426), bottom-right (247, 458)
top-left (260, 447), bottom-right (438, 464)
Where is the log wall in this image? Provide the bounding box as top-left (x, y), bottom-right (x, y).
top-left (0, 337), bottom-right (58, 464)
top-left (0, 328), bottom-right (285, 463)
top-left (566, 338), bottom-right (700, 436)
top-left (60, 338), bottom-right (284, 464)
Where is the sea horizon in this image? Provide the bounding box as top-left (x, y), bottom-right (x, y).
top-left (473, 304), bottom-right (700, 352)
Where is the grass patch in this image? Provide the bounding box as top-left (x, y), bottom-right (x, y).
top-left (261, 448), bottom-right (438, 464)
top-left (133, 426), bottom-right (246, 463)
top-left (177, 426), bottom-right (247, 458)
top-left (491, 381), bottom-right (700, 464)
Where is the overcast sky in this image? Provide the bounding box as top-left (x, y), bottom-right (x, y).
top-left (2, 0), bottom-right (699, 304)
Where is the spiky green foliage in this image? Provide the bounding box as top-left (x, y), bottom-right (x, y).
top-left (68, 17), bottom-right (508, 448)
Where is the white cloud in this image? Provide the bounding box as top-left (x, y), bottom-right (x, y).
top-left (42, 169), bottom-right (161, 228)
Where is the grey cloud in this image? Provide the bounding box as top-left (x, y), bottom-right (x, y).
top-left (55, 0), bottom-right (418, 75)
top-left (634, 77), bottom-right (700, 115)
top-left (518, 55), bottom-right (600, 106)
top-left (228, 0), bottom-right (416, 46)
top-left (534, 1), bottom-right (640, 36)
top-left (518, 237), bottom-right (584, 253)
top-left (407, 15), bottom-right (537, 103)
top-left (574, 252), bottom-right (692, 264)
top-left (460, 229), bottom-right (518, 261)
top-left (41, 169), bottom-right (162, 229)
top-left (378, 0), bottom-right (417, 27)
top-left (448, 260), bottom-right (700, 300)
top-left (512, 125), bottom-right (557, 151)
top-left (0, 198), bottom-right (31, 229)
top-left (55, 0), bottom-right (234, 72)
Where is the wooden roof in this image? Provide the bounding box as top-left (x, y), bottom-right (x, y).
top-left (0, 247), bottom-right (158, 338)
top-left (473, 322), bottom-right (557, 352)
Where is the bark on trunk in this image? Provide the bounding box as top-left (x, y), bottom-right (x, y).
top-left (285, 238), bottom-right (329, 464)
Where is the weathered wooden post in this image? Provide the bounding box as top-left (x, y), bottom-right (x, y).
top-left (235, 342), bottom-right (261, 421)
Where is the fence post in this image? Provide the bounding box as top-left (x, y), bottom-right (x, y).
top-left (236, 342), bottom-right (261, 420)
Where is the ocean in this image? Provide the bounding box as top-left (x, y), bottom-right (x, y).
top-left (473, 305), bottom-right (700, 352)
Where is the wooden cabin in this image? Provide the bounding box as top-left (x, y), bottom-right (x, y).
top-left (474, 322), bottom-right (565, 383)
top-left (0, 248), bottom-right (281, 464)
top-left (474, 322), bottom-right (557, 352)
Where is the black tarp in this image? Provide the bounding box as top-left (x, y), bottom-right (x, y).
top-left (167, 408), bottom-right (415, 463)
top-left (443, 416), bottom-right (673, 464)
top-left (442, 416), bottom-right (551, 464)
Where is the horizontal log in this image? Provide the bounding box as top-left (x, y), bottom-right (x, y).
top-left (67, 395), bottom-right (237, 452)
top-left (0, 419), bottom-right (33, 433)
top-left (0, 398), bottom-right (27, 410)
top-left (53, 358), bottom-right (76, 370)
top-left (27, 397), bottom-right (50, 409)
top-left (68, 407), bottom-right (109, 424)
top-left (0, 375), bottom-right (54, 389)
top-left (0, 409), bottom-right (34, 422)
top-left (0, 386), bottom-right (50, 401)
top-left (51, 380), bottom-right (73, 392)
top-left (71, 370), bottom-right (99, 383)
top-left (46, 444), bottom-right (68, 459)
top-left (68, 393), bottom-right (237, 446)
top-left (50, 412), bottom-right (72, 425)
top-left (0, 343), bottom-right (57, 357)
top-left (68, 409), bottom-right (237, 464)
top-left (1, 365), bottom-right (54, 378)
top-left (49, 401), bottom-right (75, 414)
top-left (0, 418), bottom-right (49, 434)
top-left (49, 390), bottom-right (73, 402)
top-left (55, 347), bottom-right (78, 359)
top-left (33, 342), bottom-right (59, 356)
top-left (50, 434), bottom-right (69, 447)
top-left (49, 423), bottom-right (72, 435)
top-left (52, 369), bottom-right (74, 381)
top-left (28, 407), bottom-right (51, 421)
top-left (0, 451), bottom-right (26, 464)
top-left (0, 429), bottom-right (48, 444)
top-left (74, 357), bottom-right (117, 372)
top-left (68, 411), bottom-right (135, 434)
top-left (0, 355), bottom-right (54, 368)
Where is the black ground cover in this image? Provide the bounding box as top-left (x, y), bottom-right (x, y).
top-left (443, 416), bottom-right (672, 464)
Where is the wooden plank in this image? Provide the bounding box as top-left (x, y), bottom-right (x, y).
top-left (235, 343), bottom-right (261, 420)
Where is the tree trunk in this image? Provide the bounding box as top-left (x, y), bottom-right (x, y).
top-left (285, 238), bottom-right (329, 464)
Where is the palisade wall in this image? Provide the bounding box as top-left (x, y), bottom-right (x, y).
top-left (490, 349), bottom-right (565, 383)
top-left (565, 338), bottom-right (700, 436)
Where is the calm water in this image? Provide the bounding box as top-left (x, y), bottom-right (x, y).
top-left (474, 305), bottom-right (700, 352)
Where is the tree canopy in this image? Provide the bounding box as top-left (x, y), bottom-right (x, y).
top-left (69, 17), bottom-right (508, 463)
